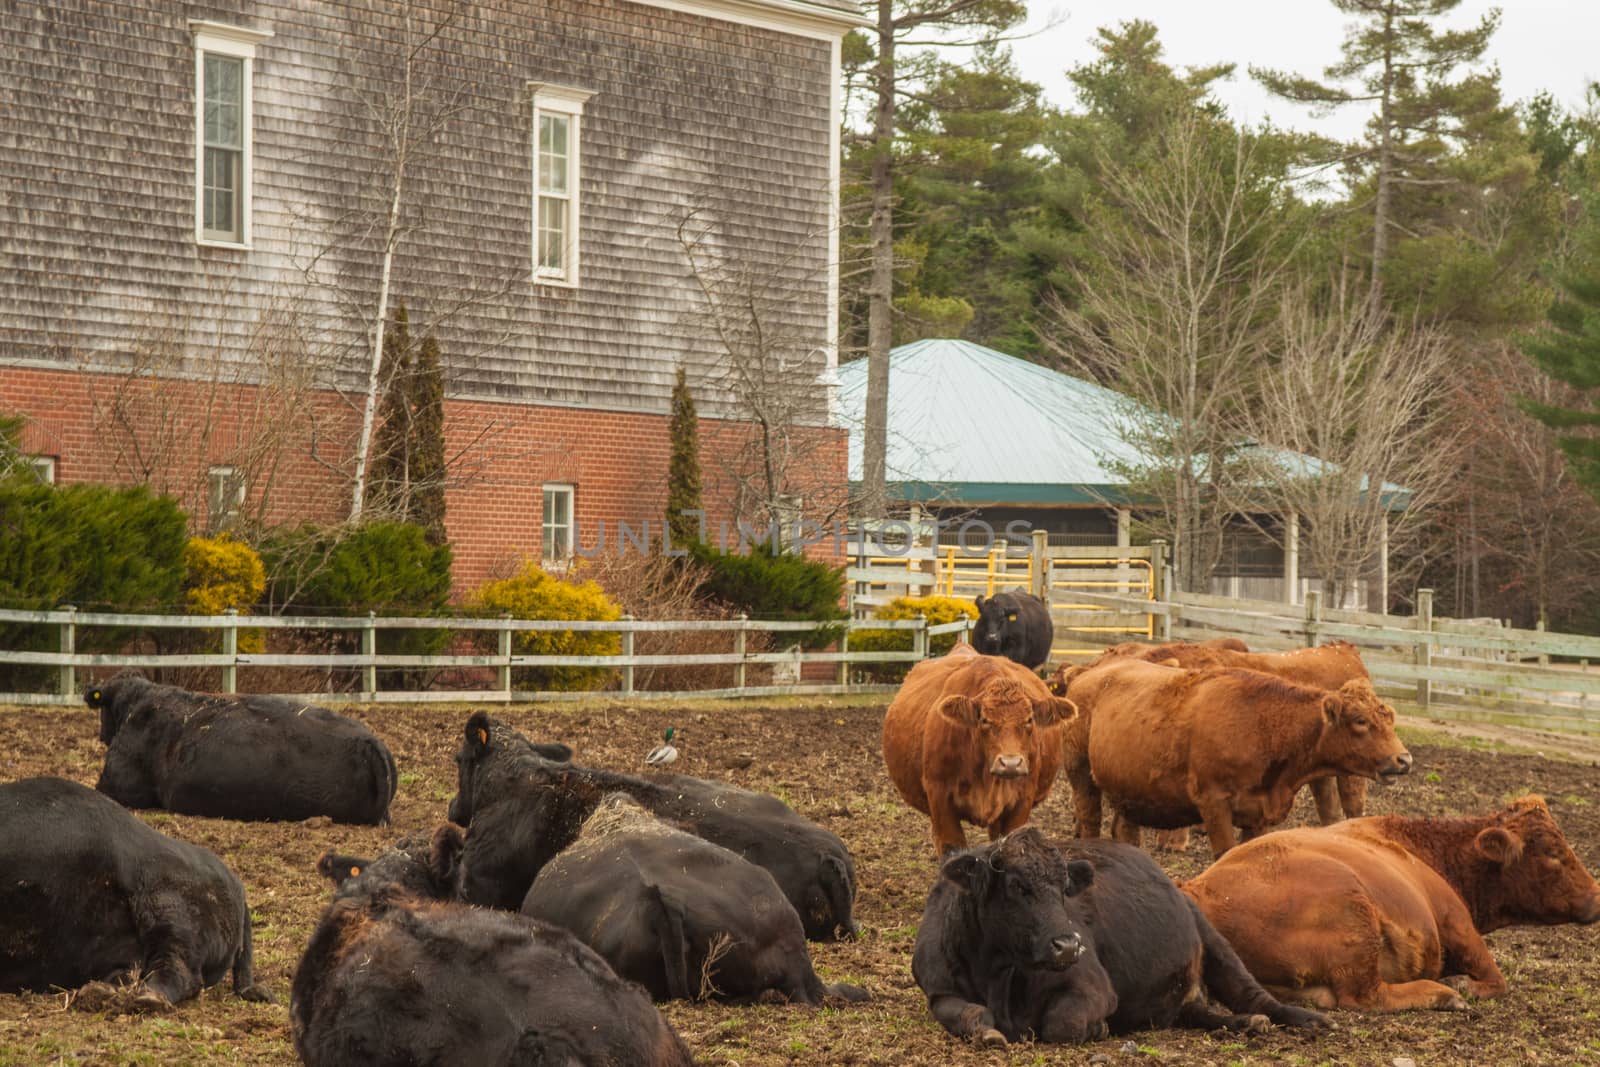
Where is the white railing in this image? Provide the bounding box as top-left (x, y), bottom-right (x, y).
top-left (0, 606), bottom-right (974, 706)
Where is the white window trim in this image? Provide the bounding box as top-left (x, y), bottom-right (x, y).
top-left (190, 21), bottom-right (273, 250)
top-left (542, 482), bottom-right (576, 561)
top-left (529, 83), bottom-right (594, 289)
top-left (208, 464), bottom-right (247, 526)
top-left (26, 455), bottom-right (56, 484)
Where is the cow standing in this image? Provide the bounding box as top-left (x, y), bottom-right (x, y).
top-left (1084, 639), bottom-right (1376, 826)
top-left (1184, 796), bottom-right (1600, 1012)
top-left (88, 674), bottom-right (397, 825)
top-left (294, 827), bottom-right (694, 1067)
top-left (522, 794), bottom-right (870, 1004)
top-left (1060, 657), bottom-right (1412, 856)
top-left (0, 777), bottom-right (271, 1007)
top-left (972, 592), bottom-right (1053, 670)
top-left (448, 712), bottom-right (858, 940)
top-left (882, 643), bottom-right (1075, 856)
top-left (911, 828), bottom-right (1327, 1047)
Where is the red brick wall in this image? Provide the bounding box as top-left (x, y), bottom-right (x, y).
top-left (1, 366), bottom-right (848, 594)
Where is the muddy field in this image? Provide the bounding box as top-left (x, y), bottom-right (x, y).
top-left (3, 696), bottom-right (1600, 1066)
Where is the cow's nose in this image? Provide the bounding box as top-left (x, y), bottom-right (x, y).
top-left (1580, 892), bottom-right (1600, 925)
top-left (1393, 752), bottom-right (1414, 773)
top-left (991, 754), bottom-right (1028, 777)
top-left (1050, 933), bottom-right (1082, 964)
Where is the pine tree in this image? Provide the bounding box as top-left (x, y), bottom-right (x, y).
top-left (1520, 199), bottom-right (1600, 497)
top-left (666, 365), bottom-right (703, 548)
top-left (366, 303), bottom-right (448, 543)
top-left (410, 331), bottom-right (447, 545)
top-left (367, 303), bottom-right (414, 520)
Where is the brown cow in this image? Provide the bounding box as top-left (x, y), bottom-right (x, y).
top-left (883, 643), bottom-right (1076, 856)
top-left (1183, 797), bottom-right (1600, 1012)
top-left (1063, 639), bottom-right (1378, 847)
top-left (1061, 658), bottom-right (1411, 857)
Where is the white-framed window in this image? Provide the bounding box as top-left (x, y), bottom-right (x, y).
top-left (26, 455), bottom-right (56, 484)
top-left (189, 21), bottom-right (273, 247)
top-left (529, 84), bottom-right (594, 287)
top-left (208, 465), bottom-right (246, 528)
top-left (542, 483), bottom-right (574, 561)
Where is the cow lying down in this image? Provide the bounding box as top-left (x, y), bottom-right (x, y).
top-left (523, 793), bottom-right (870, 1004)
top-left (87, 674), bottom-right (397, 825)
top-left (448, 711), bottom-right (858, 940)
top-left (0, 777), bottom-right (271, 1008)
top-left (1184, 796), bottom-right (1600, 1012)
top-left (295, 826), bottom-right (694, 1067)
top-left (912, 828), bottom-right (1328, 1046)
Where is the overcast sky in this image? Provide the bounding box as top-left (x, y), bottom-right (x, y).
top-left (1006, 0), bottom-right (1599, 142)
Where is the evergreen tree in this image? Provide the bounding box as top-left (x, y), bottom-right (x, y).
top-left (367, 303), bottom-right (414, 520)
top-left (1520, 198), bottom-right (1600, 497)
top-left (1251, 0), bottom-right (1502, 303)
top-left (410, 331), bottom-right (447, 545)
top-left (367, 303), bottom-right (448, 543)
top-left (666, 365), bottom-right (703, 548)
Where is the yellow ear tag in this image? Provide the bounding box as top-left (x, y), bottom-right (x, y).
top-left (476, 728), bottom-right (488, 745)
top-left (350, 866), bottom-right (360, 877)
top-left (1006, 613), bottom-right (1017, 621)
top-left (91, 690), bottom-right (101, 701)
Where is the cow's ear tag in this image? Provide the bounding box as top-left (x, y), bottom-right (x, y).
top-left (476, 727), bottom-right (488, 745)
top-left (349, 866), bottom-right (360, 877)
top-left (1006, 613), bottom-right (1017, 622)
top-left (90, 690), bottom-right (101, 702)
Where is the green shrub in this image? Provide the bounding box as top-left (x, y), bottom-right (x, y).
top-left (467, 562), bottom-right (623, 691)
top-left (259, 521), bottom-right (453, 687)
top-left (0, 482), bottom-right (188, 691)
top-left (688, 542), bottom-right (846, 649)
top-left (850, 595), bottom-right (977, 682)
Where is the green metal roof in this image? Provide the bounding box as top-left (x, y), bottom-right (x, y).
top-left (838, 338), bottom-right (1410, 509)
top-left (839, 339), bottom-right (1149, 505)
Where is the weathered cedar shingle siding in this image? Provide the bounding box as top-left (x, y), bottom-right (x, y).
top-left (1, 0), bottom-right (839, 418)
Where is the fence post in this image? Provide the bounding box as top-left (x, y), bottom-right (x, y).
top-left (1303, 589), bottom-right (1321, 648)
top-left (497, 613), bottom-right (512, 697)
top-left (621, 614), bottom-right (635, 695)
top-left (1536, 619), bottom-right (1549, 667)
top-left (221, 608), bottom-right (238, 694)
top-left (734, 614), bottom-right (748, 691)
top-left (1149, 539), bottom-right (1168, 602)
top-left (1415, 588), bottom-right (1434, 710)
top-left (361, 611), bottom-right (377, 697)
top-left (1030, 529), bottom-right (1048, 600)
top-left (913, 612), bottom-right (929, 660)
top-left (836, 624), bottom-right (850, 687)
top-left (58, 604), bottom-right (76, 698)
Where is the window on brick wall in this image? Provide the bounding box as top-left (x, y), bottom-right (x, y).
top-left (542, 483), bottom-right (574, 561)
top-left (529, 84), bottom-right (594, 287)
top-left (25, 455), bottom-right (56, 484)
top-left (190, 21), bottom-right (273, 247)
top-left (208, 465), bottom-right (246, 531)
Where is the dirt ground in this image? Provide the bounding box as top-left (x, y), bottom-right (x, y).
top-left (3, 696), bottom-right (1600, 1066)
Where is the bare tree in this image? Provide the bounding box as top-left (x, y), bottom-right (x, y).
top-left (1042, 114), bottom-right (1303, 591)
top-left (1240, 281), bottom-right (1462, 608)
top-left (675, 205), bottom-right (847, 536)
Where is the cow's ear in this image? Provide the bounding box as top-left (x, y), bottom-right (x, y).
top-left (1476, 827), bottom-right (1524, 866)
top-left (316, 852), bottom-right (368, 885)
top-left (939, 851), bottom-right (987, 895)
top-left (464, 712), bottom-right (494, 755)
top-left (1033, 696), bottom-right (1076, 726)
top-left (1320, 694), bottom-right (1341, 726)
top-left (1065, 859), bottom-right (1095, 897)
top-left (429, 824), bottom-right (465, 888)
top-left (974, 595), bottom-right (986, 612)
top-left (936, 694), bottom-right (979, 727)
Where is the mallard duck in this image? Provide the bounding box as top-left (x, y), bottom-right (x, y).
top-left (645, 726), bottom-right (678, 767)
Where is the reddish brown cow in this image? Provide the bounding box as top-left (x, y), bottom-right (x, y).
top-left (882, 643), bottom-right (1076, 856)
top-left (1060, 658), bottom-right (1411, 857)
top-left (1183, 797), bottom-right (1600, 1012)
top-left (1064, 640), bottom-right (1378, 847)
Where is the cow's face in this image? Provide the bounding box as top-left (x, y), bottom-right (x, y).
top-left (942, 827), bottom-right (1091, 969)
top-left (972, 595), bottom-right (1017, 657)
top-left (938, 677), bottom-right (1075, 779)
top-left (320, 824), bottom-right (465, 902)
top-left (1319, 679), bottom-right (1411, 783)
top-left (1478, 796), bottom-right (1600, 927)
top-left (85, 676), bottom-right (140, 744)
top-left (447, 712), bottom-right (496, 825)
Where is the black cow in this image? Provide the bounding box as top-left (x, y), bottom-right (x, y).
top-left (972, 592), bottom-right (1054, 670)
top-left (523, 793), bottom-right (870, 1004)
top-left (0, 777), bottom-right (271, 1007)
top-left (448, 711), bottom-right (858, 940)
top-left (912, 829), bottom-right (1328, 1047)
top-left (87, 674), bottom-right (397, 824)
top-left (294, 826), bottom-right (694, 1067)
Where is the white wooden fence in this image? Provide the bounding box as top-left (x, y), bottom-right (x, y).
top-left (1057, 587), bottom-right (1600, 736)
top-left (0, 606), bottom-right (974, 706)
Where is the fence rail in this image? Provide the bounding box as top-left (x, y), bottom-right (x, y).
top-left (0, 606), bottom-right (974, 706)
